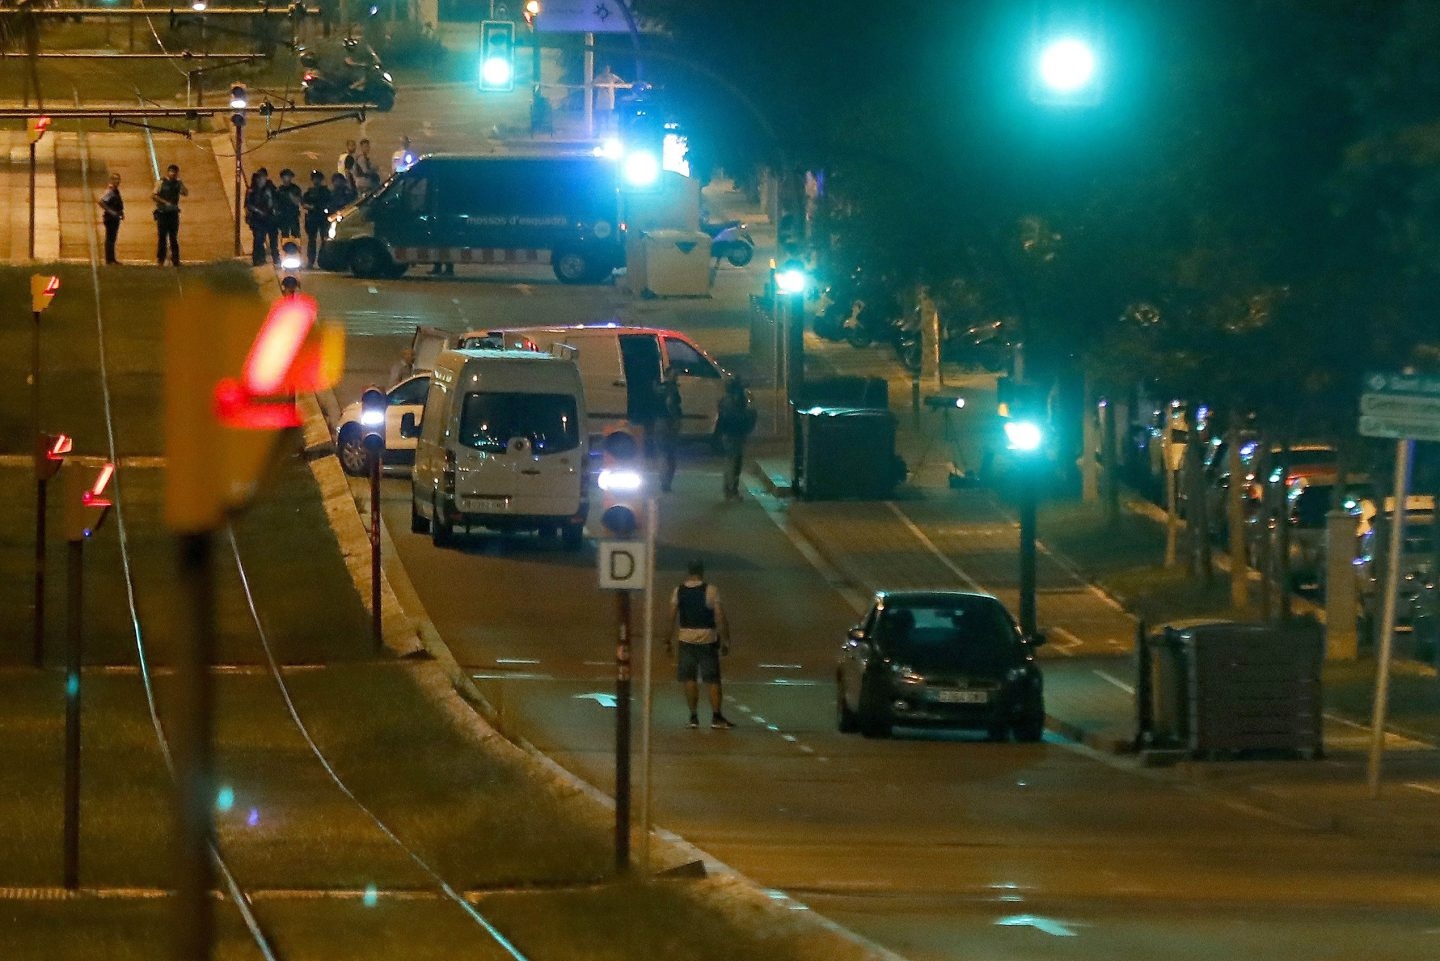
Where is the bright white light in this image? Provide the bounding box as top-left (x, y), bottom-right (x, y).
top-left (481, 57), bottom-right (513, 88)
top-left (1037, 38), bottom-right (1096, 94)
top-left (229, 95), bottom-right (247, 110)
top-left (597, 137), bottom-right (623, 160)
top-left (622, 150), bottom-right (661, 187)
top-left (280, 252), bottom-right (304, 270)
top-left (598, 468), bottom-right (643, 493)
top-left (191, 0), bottom-right (207, 10)
top-left (775, 268), bottom-right (807, 294)
top-left (381, 71), bottom-right (393, 83)
top-left (1004, 420), bottom-right (1044, 452)
top-left (360, 408), bottom-right (385, 427)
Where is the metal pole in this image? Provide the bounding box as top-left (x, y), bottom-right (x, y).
top-left (1367, 438), bottom-right (1413, 798)
top-left (787, 291), bottom-right (805, 404)
top-left (614, 590), bottom-right (632, 874)
top-left (584, 32), bottom-right (595, 140)
top-left (174, 532), bottom-right (216, 961)
top-left (62, 538), bottom-right (82, 890)
top-left (1019, 470), bottom-right (1038, 637)
top-left (35, 475), bottom-right (48, 668)
top-left (370, 446), bottom-right (382, 652)
top-left (32, 309), bottom-right (45, 667)
top-left (29, 141), bottom-right (37, 261)
top-left (232, 115), bottom-right (244, 257)
top-left (638, 497), bottom-right (656, 875)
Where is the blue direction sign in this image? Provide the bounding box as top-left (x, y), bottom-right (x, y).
top-left (1360, 371), bottom-right (1440, 441)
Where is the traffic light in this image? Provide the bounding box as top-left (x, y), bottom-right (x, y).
top-left (27, 116), bottom-right (51, 145)
top-left (620, 101), bottom-right (664, 190)
top-left (997, 377), bottom-right (1048, 453)
top-left (63, 463), bottom-right (115, 542)
top-left (479, 20), bottom-right (515, 92)
top-left (280, 240), bottom-right (303, 271)
top-left (597, 426), bottom-right (645, 538)
top-left (31, 274), bottom-right (59, 313)
top-left (164, 288), bottom-right (344, 533)
top-left (523, 0), bottom-right (539, 25)
top-left (774, 260), bottom-right (808, 295)
top-left (360, 386), bottom-right (386, 459)
top-left (228, 83), bottom-right (248, 110)
top-left (34, 432), bottom-right (71, 483)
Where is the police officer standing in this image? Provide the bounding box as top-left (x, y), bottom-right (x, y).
top-left (151, 163), bottom-right (187, 267)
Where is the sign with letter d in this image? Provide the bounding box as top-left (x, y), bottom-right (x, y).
top-left (598, 540), bottom-right (648, 591)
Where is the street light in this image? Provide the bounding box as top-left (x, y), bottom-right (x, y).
top-left (1031, 35), bottom-right (1102, 106)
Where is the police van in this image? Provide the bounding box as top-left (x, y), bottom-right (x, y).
top-left (321, 154), bottom-right (626, 283)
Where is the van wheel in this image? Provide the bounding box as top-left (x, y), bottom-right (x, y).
top-left (410, 498), bottom-right (430, 534)
top-left (351, 240), bottom-right (394, 279)
top-left (562, 521), bottom-right (585, 551)
top-left (337, 426), bottom-right (369, 476)
top-left (552, 247), bottom-right (593, 284)
top-left (431, 497), bottom-right (454, 548)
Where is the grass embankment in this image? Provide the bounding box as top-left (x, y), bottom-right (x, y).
top-left (0, 263), bottom-right (877, 959)
top-left (1037, 498), bottom-right (1440, 740)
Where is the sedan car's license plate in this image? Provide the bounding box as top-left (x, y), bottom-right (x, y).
top-left (932, 689), bottom-right (988, 704)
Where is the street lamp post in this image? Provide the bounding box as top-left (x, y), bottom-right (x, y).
top-left (1004, 416), bottom-right (1045, 637)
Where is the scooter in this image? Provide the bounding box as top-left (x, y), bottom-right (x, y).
top-left (701, 218), bottom-right (755, 267)
top-left (301, 60), bottom-right (396, 111)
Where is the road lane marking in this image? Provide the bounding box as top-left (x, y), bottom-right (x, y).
top-left (471, 672), bottom-right (552, 681)
top-left (582, 660), bottom-right (611, 667)
top-left (884, 502), bottom-right (985, 592)
top-left (1093, 670), bottom-right (1135, 695)
top-left (574, 692), bottom-right (618, 708)
top-left (1324, 712), bottom-right (1433, 750)
top-left (1405, 782), bottom-right (1440, 796)
top-left (759, 663), bottom-right (803, 670)
top-left (1048, 627), bottom-right (1082, 656)
top-left (995, 915), bottom-right (1077, 937)
top-left (495, 658), bottom-right (541, 665)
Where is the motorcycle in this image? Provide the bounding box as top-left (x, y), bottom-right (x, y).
top-left (895, 317), bottom-right (1016, 375)
top-left (813, 268), bottom-right (898, 347)
top-left (700, 218), bottom-right (755, 267)
top-left (299, 42), bottom-right (396, 111)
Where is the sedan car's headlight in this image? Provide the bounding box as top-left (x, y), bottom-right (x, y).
top-left (892, 665), bottom-right (925, 685)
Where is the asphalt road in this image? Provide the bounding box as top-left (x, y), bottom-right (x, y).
top-left (306, 259), bottom-right (1440, 960)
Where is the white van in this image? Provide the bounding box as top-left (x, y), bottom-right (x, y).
top-left (455, 325), bottom-right (730, 441)
top-left (408, 348), bottom-right (589, 549)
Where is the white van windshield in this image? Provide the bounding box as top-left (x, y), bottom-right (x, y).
top-left (459, 392), bottom-right (579, 454)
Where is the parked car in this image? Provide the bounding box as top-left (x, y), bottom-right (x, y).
top-left (1274, 476), bottom-right (1373, 592)
top-left (334, 372), bottom-right (431, 476)
top-left (1356, 498), bottom-right (1438, 637)
top-left (836, 591), bottom-right (1046, 741)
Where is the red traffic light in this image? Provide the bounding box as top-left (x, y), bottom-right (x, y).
top-left (34, 432), bottom-right (72, 481)
top-left (63, 462), bottom-right (115, 541)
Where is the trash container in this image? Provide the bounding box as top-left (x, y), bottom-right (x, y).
top-left (795, 376), bottom-right (889, 410)
top-left (795, 406), bottom-right (901, 500)
top-left (642, 229), bottom-right (712, 297)
top-left (1142, 620), bottom-right (1323, 759)
top-left (623, 233), bottom-right (648, 295)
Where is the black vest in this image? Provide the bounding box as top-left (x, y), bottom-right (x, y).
top-left (676, 582), bottom-right (715, 629)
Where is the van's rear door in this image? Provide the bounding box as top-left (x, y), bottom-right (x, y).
top-left (451, 388), bottom-right (582, 517)
top-left (618, 334), bottom-right (663, 422)
top-left (410, 325), bottom-right (452, 373)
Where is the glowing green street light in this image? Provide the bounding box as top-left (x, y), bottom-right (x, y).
top-left (1038, 37), bottom-right (1096, 94)
top-left (1004, 419), bottom-right (1044, 453)
top-left (775, 265), bottom-right (808, 295)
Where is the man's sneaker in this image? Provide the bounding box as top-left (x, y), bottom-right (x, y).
top-left (710, 715), bottom-right (735, 730)
top-left (687, 714), bottom-right (700, 729)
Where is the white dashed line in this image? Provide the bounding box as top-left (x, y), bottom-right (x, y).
top-left (1093, 670), bottom-right (1135, 695)
top-left (1405, 782), bottom-right (1440, 797)
top-left (1048, 627), bottom-right (1083, 656)
top-left (495, 658), bottom-right (540, 665)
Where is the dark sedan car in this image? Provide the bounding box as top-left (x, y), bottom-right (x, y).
top-left (836, 591), bottom-right (1046, 741)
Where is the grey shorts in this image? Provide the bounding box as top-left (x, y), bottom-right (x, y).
top-left (676, 641), bottom-right (722, 684)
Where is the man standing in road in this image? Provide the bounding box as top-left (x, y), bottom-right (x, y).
top-left (667, 560), bottom-right (735, 730)
top-left (97, 172), bottom-right (123, 265)
top-left (353, 138), bottom-right (381, 194)
top-left (151, 163), bottom-right (187, 267)
top-left (716, 376), bottom-right (757, 501)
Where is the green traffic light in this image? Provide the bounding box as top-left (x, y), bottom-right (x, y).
top-left (1037, 37), bottom-right (1097, 94)
top-left (1004, 419), bottom-right (1044, 453)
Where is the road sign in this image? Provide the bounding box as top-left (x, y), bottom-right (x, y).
top-left (598, 539), bottom-right (648, 590)
top-left (1360, 371), bottom-right (1440, 440)
top-left (535, 0), bottom-right (632, 33)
